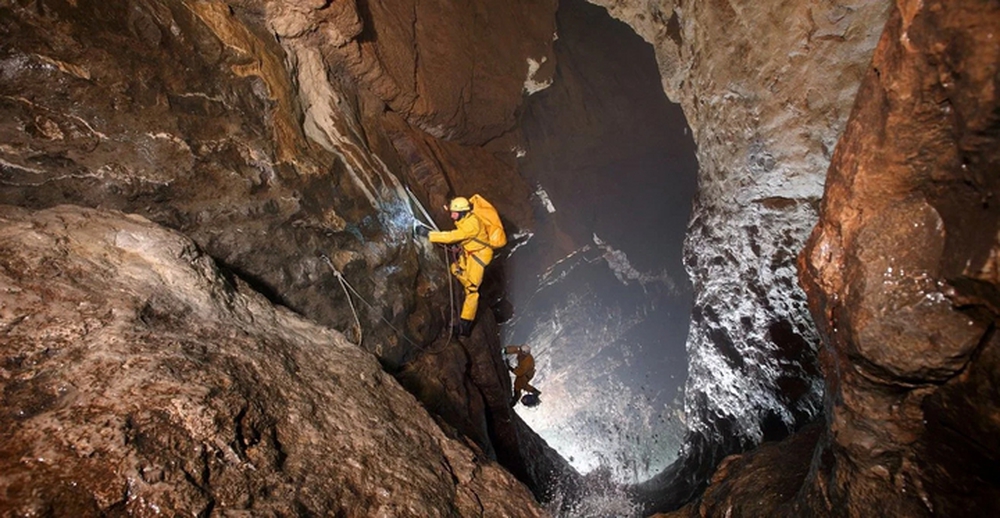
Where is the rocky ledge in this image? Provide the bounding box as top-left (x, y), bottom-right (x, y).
top-left (0, 205), bottom-right (545, 517)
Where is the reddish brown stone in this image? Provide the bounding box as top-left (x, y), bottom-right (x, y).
top-left (270, 0), bottom-right (558, 148)
top-left (650, 0), bottom-right (1000, 515)
top-left (0, 205), bottom-right (547, 517)
top-left (0, 0), bottom-right (569, 506)
top-left (797, 0), bottom-right (1000, 515)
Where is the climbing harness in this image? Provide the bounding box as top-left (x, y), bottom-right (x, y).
top-left (468, 250), bottom-right (488, 268)
top-left (319, 253), bottom-right (423, 349)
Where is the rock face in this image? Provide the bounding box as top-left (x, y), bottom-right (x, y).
top-left (797, 0), bottom-right (1000, 515)
top-left (657, 0), bottom-right (1000, 515)
top-left (0, 0), bottom-right (428, 365)
top-left (268, 0), bottom-right (556, 147)
top-left (0, 205), bottom-right (545, 517)
top-left (588, 0), bottom-right (891, 510)
top-left (5, 0), bottom-right (995, 515)
top-left (265, 0), bottom-right (553, 232)
top-left (0, 0), bottom-right (575, 507)
top-left (0, 0), bottom-right (555, 360)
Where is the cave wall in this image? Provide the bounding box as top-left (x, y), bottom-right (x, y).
top-left (582, 0), bottom-right (893, 509)
top-left (796, 0), bottom-right (1000, 514)
top-left (594, 0), bottom-right (891, 443)
top-left (263, 0), bottom-right (553, 234)
top-left (9, 0), bottom-right (993, 515)
top-left (656, 0), bottom-right (1000, 515)
top-left (0, 204), bottom-right (546, 517)
top-left (0, 0), bottom-right (578, 510)
top-left (0, 0), bottom-right (432, 365)
top-left (0, 0), bottom-right (555, 358)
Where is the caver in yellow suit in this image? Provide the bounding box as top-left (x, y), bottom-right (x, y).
top-left (426, 197), bottom-right (493, 337)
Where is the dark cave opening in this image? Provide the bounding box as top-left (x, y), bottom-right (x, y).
top-left (504, 0), bottom-right (699, 483)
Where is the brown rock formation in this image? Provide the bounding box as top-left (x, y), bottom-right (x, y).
top-left (268, 0), bottom-right (557, 147)
top-left (9, 0), bottom-right (996, 515)
top-left (0, 0), bottom-right (422, 358)
top-left (656, 0), bottom-right (1000, 515)
top-left (395, 315), bottom-right (580, 502)
top-left (798, 0), bottom-right (1000, 514)
top-left (0, 0), bottom-right (552, 349)
top-left (267, 0), bottom-right (550, 232)
top-left (652, 423), bottom-right (824, 518)
top-left (0, 205), bottom-right (545, 517)
top-left (0, 0), bottom-right (575, 507)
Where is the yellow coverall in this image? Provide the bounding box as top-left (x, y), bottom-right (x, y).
top-left (504, 345), bottom-right (539, 403)
top-left (429, 213), bottom-right (494, 321)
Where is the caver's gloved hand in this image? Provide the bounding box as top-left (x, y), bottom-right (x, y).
top-left (415, 225), bottom-right (430, 237)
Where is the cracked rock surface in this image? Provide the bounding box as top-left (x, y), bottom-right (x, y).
top-left (0, 0), bottom-right (575, 502)
top-left (0, 205), bottom-right (545, 517)
top-left (655, 0), bottom-right (1000, 515)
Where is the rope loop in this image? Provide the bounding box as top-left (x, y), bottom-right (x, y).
top-left (319, 254), bottom-right (423, 349)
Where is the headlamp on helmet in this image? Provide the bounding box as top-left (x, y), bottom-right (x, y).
top-left (448, 197), bottom-right (471, 212)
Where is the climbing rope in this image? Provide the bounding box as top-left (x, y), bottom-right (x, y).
top-left (405, 185), bottom-right (463, 345)
top-left (446, 245), bottom-right (457, 342)
top-left (405, 185), bottom-right (438, 233)
top-left (333, 263), bottom-right (363, 345)
top-left (317, 188), bottom-right (468, 351)
top-left (319, 254), bottom-right (423, 349)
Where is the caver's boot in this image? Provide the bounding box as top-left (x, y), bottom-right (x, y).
top-left (458, 318), bottom-right (474, 337)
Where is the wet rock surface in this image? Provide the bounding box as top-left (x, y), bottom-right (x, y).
top-left (268, 0), bottom-right (557, 148)
top-left (395, 316), bottom-right (582, 503)
top-left (0, 0), bottom-right (426, 364)
top-left (797, 0), bottom-right (1000, 515)
top-left (0, 205), bottom-right (546, 517)
top-left (650, 422), bottom-right (823, 518)
top-left (3, 0), bottom-right (996, 516)
top-left (591, 0), bottom-right (892, 510)
top-left (656, 0), bottom-right (1000, 515)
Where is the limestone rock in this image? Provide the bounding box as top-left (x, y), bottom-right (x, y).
top-left (649, 423), bottom-right (823, 518)
top-left (0, 0), bottom-right (432, 365)
top-left (395, 313), bottom-right (582, 502)
top-left (657, 0), bottom-right (1000, 515)
top-left (0, 204), bottom-right (546, 517)
top-left (590, 0), bottom-right (893, 509)
top-left (0, 0), bottom-right (571, 504)
top-left (797, 0), bottom-right (1000, 515)
top-left (267, 0), bottom-right (558, 147)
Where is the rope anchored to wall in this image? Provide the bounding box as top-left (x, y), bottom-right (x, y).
top-left (406, 185), bottom-right (460, 347)
top-left (319, 253), bottom-right (423, 350)
top-left (315, 187), bottom-right (462, 352)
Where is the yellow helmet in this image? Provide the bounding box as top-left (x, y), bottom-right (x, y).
top-left (449, 197), bottom-right (471, 212)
